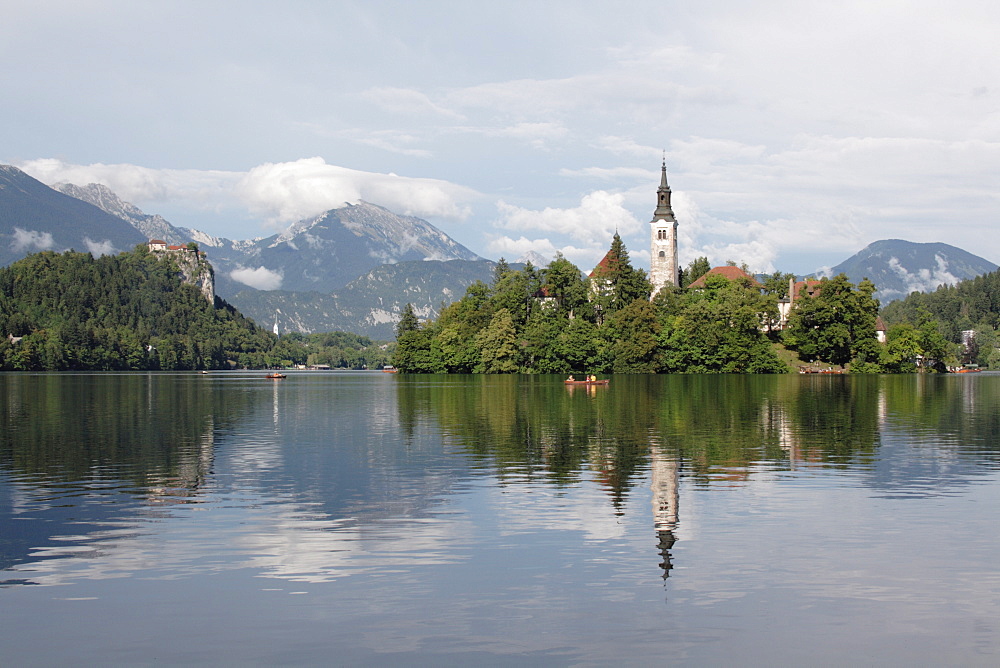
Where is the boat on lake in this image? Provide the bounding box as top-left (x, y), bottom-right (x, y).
top-left (564, 378), bottom-right (609, 386)
top-left (266, 373), bottom-right (287, 379)
top-left (382, 366), bottom-right (398, 373)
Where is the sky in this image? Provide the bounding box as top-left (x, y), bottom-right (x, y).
top-left (3, 0), bottom-right (999, 275)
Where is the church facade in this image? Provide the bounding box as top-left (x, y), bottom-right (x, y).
top-left (649, 160), bottom-right (679, 294)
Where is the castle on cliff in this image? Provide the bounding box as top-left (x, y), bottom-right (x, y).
top-left (148, 240), bottom-right (216, 304)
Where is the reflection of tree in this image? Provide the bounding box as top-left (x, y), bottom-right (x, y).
top-left (869, 375), bottom-right (1000, 489)
top-left (0, 374), bottom-right (252, 493)
top-left (403, 374), bottom-right (886, 499)
top-left (0, 373), bottom-right (260, 576)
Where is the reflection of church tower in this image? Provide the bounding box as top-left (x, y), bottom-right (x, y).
top-left (649, 159), bottom-right (679, 294)
top-left (650, 446), bottom-right (679, 579)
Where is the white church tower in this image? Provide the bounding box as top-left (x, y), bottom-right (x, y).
top-left (649, 159), bottom-right (679, 294)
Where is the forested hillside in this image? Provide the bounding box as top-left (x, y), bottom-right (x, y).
top-left (881, 268), bottom-right (1000, 368)
top-left (0, 246), bottom-right (281, 370)
top-left (393, 236), bottom-right (793, 374)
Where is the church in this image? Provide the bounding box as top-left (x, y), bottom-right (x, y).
top-left (648, 160), bottom-right (679, 294)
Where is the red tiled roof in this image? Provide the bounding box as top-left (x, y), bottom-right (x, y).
top-left (792, 279), bottom-right (822, 301)
top-left (687, 266), bottom-right (762, 289)
top-left (588, 249), bottom-right (618, 278)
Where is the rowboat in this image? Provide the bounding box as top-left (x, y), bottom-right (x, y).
top-left (564, 379), bottom-right (609, 385)
top-left (266, 373), bottom-right (287, 379)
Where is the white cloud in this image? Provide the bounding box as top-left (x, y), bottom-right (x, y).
top-left (10, 227), bottom-right (54, 252)
top-left (18, 158), bottom-right (241, 208)
top-left (485, 236), bottom-right (607, 272)
top-left (888, 255), bottom-right (961, 294)
top-left (236, 158), bottom-right (475, 226)
top-left (230, 266), bottom-right (283, 290)
top-left (495, 191), bottom-right (641, 244)
top-left (335, 129), bottom-right (434, 158)
top-left (360, 87), bottom-right (465, 120)
top-left (83, 238), bottom-right (117, 256)
top-left (18, 157), bottom-right (478, 232)
top-left (8, 2), bottom-right (1000, 271)
top-left (466, 122), bottom-right (569, 149)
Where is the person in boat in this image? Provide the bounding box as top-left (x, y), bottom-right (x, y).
top-left (567, 374), bottom-right (575, 382)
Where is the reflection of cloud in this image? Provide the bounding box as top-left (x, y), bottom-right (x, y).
top-left (6, 495), bottom-right (470, 588)
top-left (484, 474), bottom-right (634, 542)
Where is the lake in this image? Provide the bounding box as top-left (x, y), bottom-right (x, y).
top-left (1, 371), bottom-right (999, 666)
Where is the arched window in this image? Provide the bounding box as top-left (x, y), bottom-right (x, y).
top-left (658, 251), bottom-right (665, 258)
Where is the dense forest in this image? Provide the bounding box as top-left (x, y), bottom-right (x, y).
top-left (5, 240), bottom-right (987, 374)
top-left (881, 267), bottom-right (1000, 368)
top-left (392, 235), bottom-right (895, 374)
top-left (0, 247), bottom-right (392, 371)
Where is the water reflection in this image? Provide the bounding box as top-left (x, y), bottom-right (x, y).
top-left (649, 444), bottom-right (678, 579)
top-left (2, 372), bottom-right (1000, 664)
top-left (4, 373), bottom-right (1000, 587)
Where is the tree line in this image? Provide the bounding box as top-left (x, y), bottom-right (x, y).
top-left (392, 234), bottom-right (902, 374)
top-left (880, 267), bottom-right (1000, 369)
top-left (0, 247), bottom-right (393, 371)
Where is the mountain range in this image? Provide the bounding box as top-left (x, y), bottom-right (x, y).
top-left (0, 165), bottom-right (146, 264)
top-left (824, 239), bottom-right (998, 302)
top-left (3, 163), bottom-right (998, 338)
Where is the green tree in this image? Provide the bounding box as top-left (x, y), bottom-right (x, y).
top-left (761, 270), bottom-right (797, 299)
top-left (556, 317), bottom-right (599, 373)
top-left (475, 308), bottom-right (520, 373)
top-left (683, 256), bottom-right (711, 288)
top-left (590, 233), bottom-right (652, 324)
top-left (658, 274), bottom-right (785, 373)
top-left (393, 303), bottom-right (436, 372)
top-left (604, 299), bottom-right (661, 372)
top-left (783, 274), bottom-right (881, 368)
top-left (881, 323), bottom-right (921, 373)
top-left (542, 252), bottom-right (589, 317)
top-left (915, 307), bottom-right (953, 371)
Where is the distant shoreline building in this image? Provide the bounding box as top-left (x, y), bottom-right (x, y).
top-left (649, 160), bottom-right (679, 294)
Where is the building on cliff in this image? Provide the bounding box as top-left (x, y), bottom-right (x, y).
top-left (148, 239), bottom-right (216, 304)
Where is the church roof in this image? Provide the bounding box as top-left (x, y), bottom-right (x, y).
top-left (687, 266), bottom-right (762, 289)
top-left (589, 250), bottom-right (615, 278)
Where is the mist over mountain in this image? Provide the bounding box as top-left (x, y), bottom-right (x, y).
top-left (823, 239), bottom-right (998, 302)
top-left (54, 182), bottom-right (191, 246)
top-left (214, 201), bottom-right (482, 294)
top-left (2, 165), bottom-right (489, 337)
top-left (0, 166), bottom-right (146, 265)
top-left (229, 259), bottom-right (503, 339)
top-left (8, 164), bottom-right (1000, 337)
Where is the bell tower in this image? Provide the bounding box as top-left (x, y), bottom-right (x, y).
top-left (649, 159), bottom-right (679, 293)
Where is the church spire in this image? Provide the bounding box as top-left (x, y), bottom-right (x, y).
top-left (649, 157), bottom-right (679, 292)
top-left (654, 157), bottom-right (672, 217)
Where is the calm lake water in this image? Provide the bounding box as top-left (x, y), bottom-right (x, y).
top-left (1, 371), bottom-right (999, 666)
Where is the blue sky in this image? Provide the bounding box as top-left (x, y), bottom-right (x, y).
top-left (4, 0), bottom-right (999, 275)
